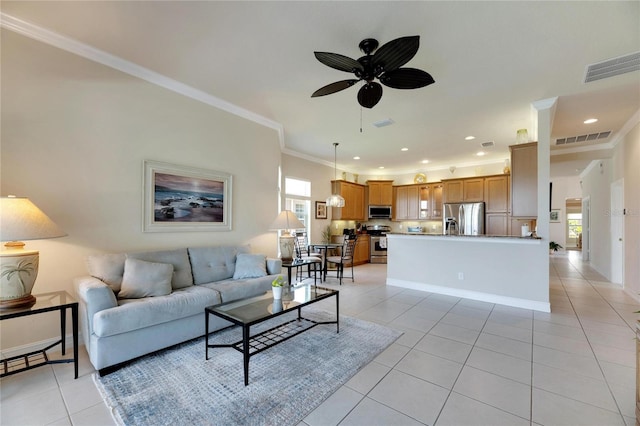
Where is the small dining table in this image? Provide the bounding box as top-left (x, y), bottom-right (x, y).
top-left (309, 242), bottom-right (344, 281)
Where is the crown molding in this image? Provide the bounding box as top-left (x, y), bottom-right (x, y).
top-left (0, 13), bottom-right (285, 149)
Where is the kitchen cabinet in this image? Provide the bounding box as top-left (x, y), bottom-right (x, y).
top-left (418, 183), bottom-right (443, 220)
top-left (443, 178), bottom-right (483, 203)
top-left (510, 142), bottom-right (537, 217)
top-left (484, 175), bottom-right (510, 213)
top-left (486, 213), bottom-right (509, 235)
top-left (463, 178), bottom-right (484, 202)
top-left (443, 180), bottom-right (463, 203)
top-left (367, 180), bottom-right (393, 206)
top-left (353, 235), bottom-right (370, 265)
top-left (394, 185), bottom-right (420, 220)
top-left (330, 180), bottom-right (365, 221)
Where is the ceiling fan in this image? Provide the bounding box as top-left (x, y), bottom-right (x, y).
top-left (311, 36), bottom-right (435, 109)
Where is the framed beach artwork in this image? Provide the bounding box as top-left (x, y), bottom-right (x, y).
top-left (143, 160), bottom-right (232, 232)
top-left (315, 201), bottom-right (327, 219)
top-left (549, 209), bottom-right (561, 223)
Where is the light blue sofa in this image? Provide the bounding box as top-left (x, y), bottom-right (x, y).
top-left (74, 245), bottom-right (281, 374)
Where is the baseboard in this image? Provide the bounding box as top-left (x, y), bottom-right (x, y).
top-left (387, 278), bottom-right (551, 313)
top-left (0, 333), bottom-right (83, 360)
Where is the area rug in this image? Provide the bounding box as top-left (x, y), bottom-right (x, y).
top-left (94, 309), bottom-right (401, 426)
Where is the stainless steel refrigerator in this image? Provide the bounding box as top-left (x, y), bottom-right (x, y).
top-left (443, 202), bottom-right (485, 235)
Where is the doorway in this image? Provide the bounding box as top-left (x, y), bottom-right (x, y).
top-left (565, 198), bottom-right (582, 250)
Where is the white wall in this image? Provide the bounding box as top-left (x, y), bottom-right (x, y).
top-left (621, 121), bottom-right (640, 298)
top-left (281, 154), bottom-right (335, 243)
top-left (1, 30), bottom-right (281, 349)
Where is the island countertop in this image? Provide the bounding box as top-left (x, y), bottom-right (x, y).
top-left (387, 232), bottom-right (542, 241)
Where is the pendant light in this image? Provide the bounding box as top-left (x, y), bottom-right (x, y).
top-left (326, 143), bottom-right (345, 208)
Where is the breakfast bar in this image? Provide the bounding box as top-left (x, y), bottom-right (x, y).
top-left (386, 233), bottom-right (550, 312)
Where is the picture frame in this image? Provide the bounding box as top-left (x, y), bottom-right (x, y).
top-left (550, 209), bottom-right (561, 223)
top-left (143, 160), bottom-right (232, 232)
top-left (315, 201), bottom-right (327, 219)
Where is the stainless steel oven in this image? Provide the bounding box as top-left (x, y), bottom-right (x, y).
top-left (368, 225), bottom-right (390, 264)
top-left (370, 235), bottom-right (388, 263)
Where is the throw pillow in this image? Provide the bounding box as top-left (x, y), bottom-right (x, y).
top-left (118, 258), bottom-right (174, 299)
top-left (232, 254), bottom-right (267, 279)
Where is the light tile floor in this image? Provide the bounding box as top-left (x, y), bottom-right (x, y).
top-left (1, 251), bottom-right (638, 425)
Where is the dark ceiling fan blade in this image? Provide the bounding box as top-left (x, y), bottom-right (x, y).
top-left (380, 68), bottom-right (435, 89)
top-left (311, 80), bottom-right (359, 97)
top-left (372, 36), bottom-right (420, 74)
top-left (314, 52), bottom-right (364, 73)
top-left (357, 82), bottom-right (383, 109)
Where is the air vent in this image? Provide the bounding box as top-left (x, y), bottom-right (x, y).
top-left (556, 131), bottom-right (611, 145)
top-left (481, 141), bottom-right (494, 148)
top-left (584, 51), bottom-right (640, 83)
top-left (373, 118), bottom-right (395, 128)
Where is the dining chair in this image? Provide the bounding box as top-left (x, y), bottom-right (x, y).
top-left (294, 232), bottom-right (322, 282)
top-left (325, 235), bottom-right (357, 285)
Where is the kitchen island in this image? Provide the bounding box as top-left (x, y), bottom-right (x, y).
top-left (386, 233), bottom-right (550, 312)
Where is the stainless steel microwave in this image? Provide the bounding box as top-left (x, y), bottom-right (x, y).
top-left (368, 205), bottom-right (392, 219)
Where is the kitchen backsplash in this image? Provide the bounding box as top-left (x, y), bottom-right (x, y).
top-left (331, 219), bottom-right (443, 235)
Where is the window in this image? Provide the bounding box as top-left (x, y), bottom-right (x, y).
top-left (567, 213), bottom-right (582, 246)
top-left (285, 177), bottom-right (311, 237)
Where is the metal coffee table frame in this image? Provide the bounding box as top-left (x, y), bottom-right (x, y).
top-left (205, 286), bottom-right (339, 385)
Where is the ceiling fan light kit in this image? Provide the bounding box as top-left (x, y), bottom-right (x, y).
top-left (312, 36), bottom-right (435, 109)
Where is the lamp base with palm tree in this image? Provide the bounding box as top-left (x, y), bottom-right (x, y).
top-left (0, 245), bottom-right (39, 310)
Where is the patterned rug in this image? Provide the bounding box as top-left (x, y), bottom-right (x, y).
top-left (95, 309), bottom-right (401, 426)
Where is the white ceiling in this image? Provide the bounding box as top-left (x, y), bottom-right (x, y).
top-left (2, 1), bottom-right (639, 177)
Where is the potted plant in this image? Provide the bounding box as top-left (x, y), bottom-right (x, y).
top-left (272, 275), bottom-right (285, 299)
top-left (549, 241), bottom-right (563, 253)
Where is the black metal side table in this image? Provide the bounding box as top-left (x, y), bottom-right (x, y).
top-left (0, 291), bottom-right (79, 379)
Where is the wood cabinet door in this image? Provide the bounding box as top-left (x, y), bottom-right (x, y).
top-left (486, 213), bottom-right (509, 235)
top-left (395, 186), bottom-right (409, 220)
top-left (354, 236), bottom-right (370, 265)
top-left (419, 185), bottom-right (430, 219)
top-left (367, 181), bottom-right (393, 206)
top-left (353, 184), bottom-right (365, 220)
top-left (511, 142), bottom-right (537, 217)
top-left (463, 178), bottom-right (484, 202)
top-left (485, 175), bottom-right (509, 213)
top-left (407, 185), bottom-right (420, 219)
top-left (443, 180), bottom-right (463, 203)
top-left (430, 184), bottom-right (443, 219)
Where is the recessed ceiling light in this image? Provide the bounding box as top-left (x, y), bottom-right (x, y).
top-left (401, 147), bottom-right (409, 151)
top-left (476, 151), bottom-right (486, 156)
top-left (378, 166), bottom-right (385, 169)
top-left (421, 159), bottom-right (429, 164)
top-left (584, 118), bottom-right (598, 124)
top-left (465, 136), bottom-right (475, 140)
top-left (353, 156), bottom-right (360, 160)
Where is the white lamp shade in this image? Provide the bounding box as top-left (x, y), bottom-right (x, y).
top-left (1, 197), bottom-right (66, 242)
top-left (0, 196), bottom-right (66, 309)
top-left (269, 210), bottom-right (305, 232)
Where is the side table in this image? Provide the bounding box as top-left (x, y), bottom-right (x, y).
top-left (0, 291), bottom-right (79, 379)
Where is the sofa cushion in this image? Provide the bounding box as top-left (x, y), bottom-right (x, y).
top-left (232, 254), bottom-right (267, 279)
top-left (200, 275), bottom-right (274, 303)
top-left (188, 246), bottom-right (250, 285)
top-left (93, 286), bottom-right (222, 338)
top-left (118, 258), bottom-right (173, 299)
top-left (86, 253), bottom-right (126, 292)
top-left (127, 249), bottom-right (193, 290)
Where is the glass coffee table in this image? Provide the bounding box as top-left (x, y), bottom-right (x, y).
top-left (205, 285), bottom-right (338, 385)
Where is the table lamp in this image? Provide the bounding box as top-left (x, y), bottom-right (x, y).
top-left (269, 210), bottom-right (304, 262)
top-left (0, 196), bottom-right (66, 310)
